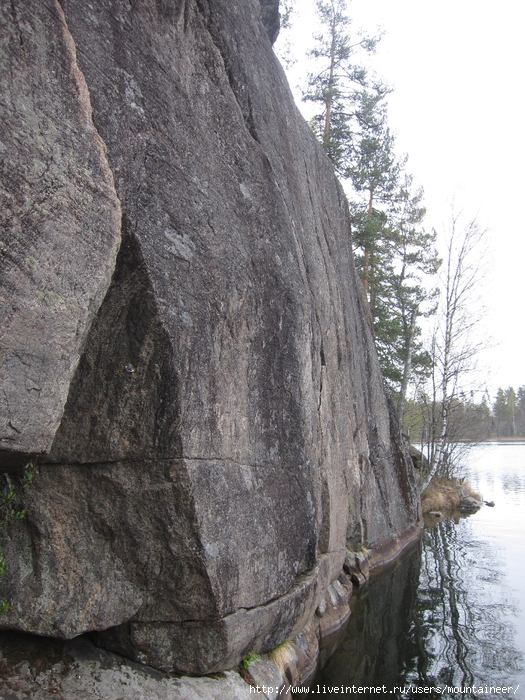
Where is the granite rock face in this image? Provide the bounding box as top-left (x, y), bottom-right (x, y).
top-left (0, 0), bottom-right (421, 674)
top-left (0, 632), bottom-right (256, 700)
top-left (0, 0), bottom-right (121, 470)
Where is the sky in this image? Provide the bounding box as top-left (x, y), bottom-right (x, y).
top-left (275, 0), bottom-right (525, 397)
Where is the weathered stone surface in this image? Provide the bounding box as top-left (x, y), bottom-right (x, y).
top-left (0, 461), bottom-right (213, 637)
top-left (459, 488), bottom-right (482, 514)
top-left (242, 657), bottom-right (289, 700)
top-left (368, 523), bottom-right (422, 573)
top-left (0, 633), bottom-right (255, 700)
top-left (94, 554), bottom-right (334, 674)
top-left (279, 619), bottom-right (320, 688)
top-left (344, 549), bottom-right (370, 587)
top-left (243, 618), bottom-right (321, 696)
top-left (317, 576), bottom-right (352, 639)
top-left (0, 0), bottom-right (121, 469)
top-left (0, 0), bottom-right (422, 675)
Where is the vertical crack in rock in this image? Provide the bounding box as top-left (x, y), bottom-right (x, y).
top-left (195, 0), bottom-right (262, 145)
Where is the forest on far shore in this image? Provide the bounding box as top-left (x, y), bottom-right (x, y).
top-left (404, 386), bottom-right (525, 443)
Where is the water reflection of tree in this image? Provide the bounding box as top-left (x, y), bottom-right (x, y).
top-left (316, 519), bottom-right (523, 699)
top-left (406, 519), bottom-right (523, 697)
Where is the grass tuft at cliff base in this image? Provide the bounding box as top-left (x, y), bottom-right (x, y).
top-left (421, 477), bottom-right (481, 515)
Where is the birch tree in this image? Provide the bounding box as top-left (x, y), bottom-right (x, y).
top-left (424, 212), bottom-right (488, 477)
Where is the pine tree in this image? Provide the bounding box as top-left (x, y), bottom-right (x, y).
top-left (301, 1), bottom-right (441, 408)
top-left (387, 177), bottom-right (440, 418)
top-left (347, 87), bottom-right (403, 299)
top-left (493, 386), bottom-right (520, 437)
top-left (303, 0), bottom-right (382, 174)
top-left (350, 171), bottom-right (440, 412)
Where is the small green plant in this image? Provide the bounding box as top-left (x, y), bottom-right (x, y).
top-left (0, 550), bottom-right (8, 577)
top-left (240, 652), bottom-right (261, 670)
top-left (0, 461), bottom-right (37, 614)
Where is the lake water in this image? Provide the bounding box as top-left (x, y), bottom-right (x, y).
top-left (314, 443), bottom-right (525, 699)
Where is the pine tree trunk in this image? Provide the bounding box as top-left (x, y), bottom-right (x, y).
top-left (398, 306), bottom-right (418, 423)
top-left (323, 18), bottom-right (336, 148)
top-left (363, 188), bottom-right (374, 297)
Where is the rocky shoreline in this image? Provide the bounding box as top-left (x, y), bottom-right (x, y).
top-left (0, 529), bottom-right (426, 700)
top-left (421, 477), bottom-right (483, 520)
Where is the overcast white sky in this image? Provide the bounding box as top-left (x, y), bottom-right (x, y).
top-left (275, 0), bottom-right (525, 397)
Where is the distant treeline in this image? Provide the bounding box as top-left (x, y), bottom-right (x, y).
top-left (492, 386), bottom-right (525, 437)
top-left (404, 386), bottom-right (525, 443)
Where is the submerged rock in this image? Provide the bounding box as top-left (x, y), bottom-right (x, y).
top-left (459, 488), bottom-right (482, 514)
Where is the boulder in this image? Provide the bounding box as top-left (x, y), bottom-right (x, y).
top-left (343, 549), bottom-right (370, 588)
top-left (459, 488), bottom-right (482, 514)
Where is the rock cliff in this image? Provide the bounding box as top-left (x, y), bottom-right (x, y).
top-left (0, 0), bottom-right (421, 675)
